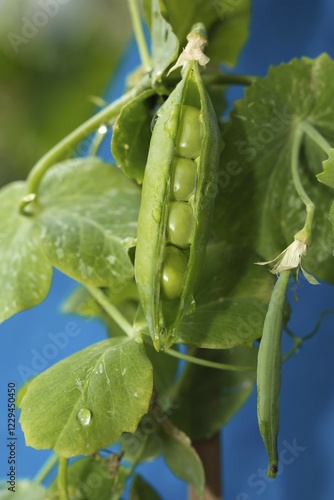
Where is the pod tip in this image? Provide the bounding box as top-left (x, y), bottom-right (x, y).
top-left (267, 463), bottom-right (278, 479)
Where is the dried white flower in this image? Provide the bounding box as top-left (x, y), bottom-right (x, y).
top-left (256, 238), bottom-right (319, 285)
top-left (167, 32), bottom-right (210, 75)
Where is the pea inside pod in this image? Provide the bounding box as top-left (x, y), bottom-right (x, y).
top-left (175, 105), bottom-right (203, 159)
top-left (167, 202), bottom-right (195, 249)
top-left (161, 246), bottom-right (188, 300)
top-left (135, 55), bottom-right (220, 351)
top-left (171, 157), bottom-right (197, 201)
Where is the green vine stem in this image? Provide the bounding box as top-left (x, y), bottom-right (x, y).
top-left (57, 456), bottom-right (69, 500)
top-left (166, 72), bottom-right (257, 88)
top-left (292, 125), bottom-right (315, 244)
top-left (86, 286), bottom-right (255, 371)
top-left (165, 346), bottom-right (256, 372)
top-left (202, 72), bottom-right (257, 86)
top-left (85, 286), bottom-right (134, 338)
top-left (33, 453), bottom-right (58, 485)
top-left (89, 123), bottom-right (110, 157)
top-left (127, 0), bottom-right (152, 72)
top-left (19, 75), bottom-right (152, 215)
top-left (299, 120), bottom-right (331, 155)
top-left (284, 309), bottom-right (334, 361)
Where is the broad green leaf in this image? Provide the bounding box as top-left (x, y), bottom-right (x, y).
top-left (122, 416), bottom-right (204, 497)
top-left (0, 182), bottom-right (52, 323)
top-left (171, 347), bottom-right (257, 440)
top-left (47, 456), bottom-right (127, 500)
top-left (329, 203), bottom-right (334, 237)
top-left (62, 283), bottom-right (139, 338)
top-left (317, 148), bottom-right (334, 188)
top-left (176, 243), bottom-right (274, 348)
top-left (215, 54), bottom-right (334, 283)
top-left (36, 157), bottom-right (141, 288)
top-left (158, 0), bottom-right (250, 66)
top-left (130, 475), bottom-right (161, 500)
top-left (20, 337), bottom-right (153, 457)
top-left (149, 0), bottom-right (180, 81)
top-left (158, 421), bottom-right (205, 499)
top-left (112, 90), bottom-right (155, 183)
top-left (0, 481), bottom-right (45, 499)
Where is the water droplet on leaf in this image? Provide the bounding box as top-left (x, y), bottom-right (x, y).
top-left (77, 408), bottom-right (92, 427)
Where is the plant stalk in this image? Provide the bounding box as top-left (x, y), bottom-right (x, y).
top-left (33, 453), bottom-right (58, 485)
top-left (86, 286), bottom-right (134, 338)
top-left (189, 433), bottom-right (223, 500)
top-left (20, 75), bottom-right (152, 214)
top-left (291, 126), bottom-right (315, 244)
top-left (127, 0), bottom-right (152, 72)
top-left (57, 457), bottom-right (69, 500)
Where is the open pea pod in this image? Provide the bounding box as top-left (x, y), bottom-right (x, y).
top-left (135, 56), bottom-right (221, 351)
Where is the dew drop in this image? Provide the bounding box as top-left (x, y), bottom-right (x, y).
top-left (77, 408), bottom-right (92, 427)
top-left (98, 124), bottom-right (108, 135)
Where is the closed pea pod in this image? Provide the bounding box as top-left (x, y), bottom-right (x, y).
top-left (135, 25), bottom-right (220, 350)
top-left (257, 270), bottom-right (291, 478)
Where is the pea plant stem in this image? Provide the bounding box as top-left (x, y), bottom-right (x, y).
top-left (83, 288), bottom-right (254, 371)
top-left (284, 309), bottom-right (334, 361)
top-left (33, 453), bottom-right (58, 485)
top-left (190, 433), bottom-right (223, 500)
top-left (127, 0), bottom-right (152, 72)
top-left (166, 72), bottom-right (257, 88)
top-left (57, 457), bottom-right (69, 500)
top-left (20, 75), bottom-right (152, 214)
top-left (299, 120), bottom-right (331, 155)
top-left (291, 125), bottom-right (315, 244)
top-left (165, 346), bottom-right (256, 372)
top-left (85, 286), bottom-right (134, 338)
top-left (203, 73), bottom-right (257, 86)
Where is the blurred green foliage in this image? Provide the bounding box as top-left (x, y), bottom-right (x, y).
top-left (0, 0), bottom-right (132, 186)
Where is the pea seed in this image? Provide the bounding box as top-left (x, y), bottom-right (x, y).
top-left (172, 158), bottom-right (197, 201)
top-left (161, 246), bottom-right (188, 301)
top-left (175, 105), bottom-right (202, 159)
top-left (167, 202), bottom-right (195, 248)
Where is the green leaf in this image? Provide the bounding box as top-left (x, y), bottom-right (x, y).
top-left (317, 148), bottom-right (334, 188)
top-left (215, 54), bottom-right (334, 283)
top-left (19, 337), bottom-right (153, 457)
top-left (36, 157), bottom-right (141, 288)
top-left (149, 0), bottom-right (180, 81)
top-left (176, 243), bottom-right (274, 348)
top-left (47, 456), bottom-right (127, 500)
top-left (171, 347), bottom-right (257, 440)
top-left (122, 415), bottom-right (204, 497)
top-left (112, 90), bottom-right (155, 183)
top-left (130, 475), bottom-right (161, 500)
top-left (158, 0), bottom-right (250, 66)
top-left (0, 481), bottom-right (45, 499)
top-left (329, 202), bottom-right (334, 237)
top-left (158, 421), bottom-right (205, 499)
top-left (0, 182), bottom-right (52, 323)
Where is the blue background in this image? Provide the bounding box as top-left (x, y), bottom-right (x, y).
top-left (1, 0), bottom-right (334, 498)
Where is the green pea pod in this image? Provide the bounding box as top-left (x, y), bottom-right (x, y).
top-left (257, 270), bottom-right (291, 478)
top-left (135, 56), bottom-right (220, 351)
